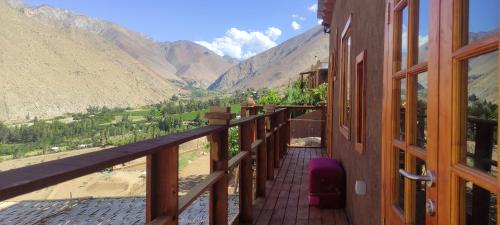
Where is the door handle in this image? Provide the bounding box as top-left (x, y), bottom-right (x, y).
top-left (399, 169), bottom-right (435, 187)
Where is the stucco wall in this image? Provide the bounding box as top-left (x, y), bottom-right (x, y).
top-left (290, 110), bottom-right (322, 139)
top-left (327, 1), bottom-right (386, 225)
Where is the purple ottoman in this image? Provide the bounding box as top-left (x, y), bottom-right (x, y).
top-left (308, 158), bottom-right (345, 209)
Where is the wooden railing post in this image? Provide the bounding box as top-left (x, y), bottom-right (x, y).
top-left (256, 116), bottom-right (267, 197)
top-left (240, 103), bottom-right (248, 117)
top-left (248, 106), bottom-right (258, 142)
top-left (205, 106), bottom-right (234, 225)
top-left (320, 103), bottom-right (327, 148)
top-left (285, 109), bottom-right (291, 147)
top-left (279, 110), bottom-right (286, 157)
top-left (266, 105), bottom-right (280, 168)
top-left (265, 105), bottom-right (276, 179)
top-left (239, 122), bottom-right (253, 222)
top-left (146, 146), bottom-right (179, 225)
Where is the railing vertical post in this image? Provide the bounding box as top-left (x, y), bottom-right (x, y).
top-left (146, 146), bottom-right (179, 225)
top-left (239, 122), bottom-right (253, 222)
top-left (320, 103), bottom-right (327, 148)
top-left (279, 110), bottom-right (286, 157)
top-left (256, 116), bottom-right (267, 197)
top-left (273, 113), bottom-right (280, 167)
top-left (285, 108), bottom-right (291, 147)
top-left (249, 106), bottom-right (258, 142)
top-left (205, 106), bottom-right (234, 225)
top-left (240, 103), bottom-right (248, 117)
top-left (471, 120), bottom-right (495, 225)
top-left (266, 105), bottom-right (280, 168)
top-left (265, 106), bottom-right (275, 179)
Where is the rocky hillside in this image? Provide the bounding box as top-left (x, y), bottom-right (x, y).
top-left (161, 41), bottom-right (236, 87)
top-left (0, 1), bottom-right (180, 120)
top-left (17, 3), bottom-right (235, 87)
top-left (208, 26), bottom-right (329, 92)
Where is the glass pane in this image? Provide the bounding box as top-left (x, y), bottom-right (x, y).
top-left (400, 6), bottom-right (409, 70)
top-left (461, 179), bottom-right (497, 225)
top-left (464, 0), bottom-right (499, 45)
top-left (416, 72), bottom-right (428, 149)
top-left (417, 0), bottom-right (429, 63)
top-left (396, 149), bottom-right (405, 211)
top-left (346, 36), bottom-right (352, 124)
top-left (413, 157), bottom-right (427, 225)
top-left (462, 51), bottom-right (498, 177)
top-left (397, 78), bottom-right (407, 141)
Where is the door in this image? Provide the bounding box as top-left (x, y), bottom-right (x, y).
top-left (382, 0), bottom-right (500, 225)
top-left (383, 0), bottom-right (438, 224)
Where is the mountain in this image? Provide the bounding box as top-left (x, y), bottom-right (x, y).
top-left (208, 26), bottom-right (329, 92)
top-left (0, 1), bottom-right (180, 120)
top-left (19, 4), bottom-right (184, 85)
top-left (161, 41), bottom-right (236, 87)
top-left (17, 3), bottom-right (236, 87)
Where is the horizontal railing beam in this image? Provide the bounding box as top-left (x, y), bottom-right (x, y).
top-left (0, 125), bottom-right (224, 201)
top-left (228, 151), bottom-right (251, 169)
top-left (149, 216), bottom-right (175, 225)
top-left (178, 171), bottom-right (225, 213)
top-left (251, 139), bottom-right (263, 150)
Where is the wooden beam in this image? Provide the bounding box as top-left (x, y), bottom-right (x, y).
top-left (256, 117), bottom-right (267, 197)
top-left (146, 146), bottom-right (179, 225)
top-left (178, 171), bottom-right (224, 213)
top-left (0, 125), bottom-right (224, 201)
top-left (206, 106), bottom-right (230, 225)
top-left (239, 122), bottom-right (253, 222)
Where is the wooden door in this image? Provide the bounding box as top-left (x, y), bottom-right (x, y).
top-left (383, 0), bottom-right (438, 224)
top-left (383, 0), bottom-right (499, 225)
top-left (438, 0), bottom-right (499, 224)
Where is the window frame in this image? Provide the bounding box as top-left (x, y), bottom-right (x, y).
top-left (354, 50), bottom-right (367, 153)
top-left (339, 15), bottom-right (352, 140)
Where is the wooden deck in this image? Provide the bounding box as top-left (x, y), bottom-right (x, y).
top-left (250, 148), bottom-right (350, 225)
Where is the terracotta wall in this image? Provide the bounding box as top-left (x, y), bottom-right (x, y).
top-left (326, 0), bottom-right (386, 224)
top-left (290, 110), bottom-right (322, 139)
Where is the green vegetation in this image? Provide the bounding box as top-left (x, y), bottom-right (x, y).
top-left (468, 94), bottom-right (498, 120)
top-left (0, 79), bottom-right (326, 161)
top-left (0, 96), bottom-right (241, 159)
top-left (257, 79), bottom-right (327, 106)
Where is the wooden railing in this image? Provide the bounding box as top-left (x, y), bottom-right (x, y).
top-left (0, 104), bottom-right (302, 225)
top-left (242, 104), bottom-right (326, 148)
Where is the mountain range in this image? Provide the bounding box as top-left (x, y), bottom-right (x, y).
top-left (0, 0), bottom-right (329, 121)
top-left (209, 26), bottom-right (329, 92)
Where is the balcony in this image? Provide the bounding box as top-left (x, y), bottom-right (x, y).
top-left (0, 105), bottom-right (348, 225)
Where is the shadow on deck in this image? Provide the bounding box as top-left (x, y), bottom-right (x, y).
top-left (249, 147), bottom-right (350, 225)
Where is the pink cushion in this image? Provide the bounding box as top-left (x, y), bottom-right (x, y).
top-left (308, 158), bottom-right (345, 209)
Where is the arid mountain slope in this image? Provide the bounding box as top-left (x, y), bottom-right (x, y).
top-left (0, 2), bottom-right (179, 121)
top-left (19, 4), bottom-right (184, 85)
top-left (161, 41), bottom-right (236, 87)
top-left (18, 3), bottom-right (236, 87)
top-left (208, 26), bottom-right (329, 92)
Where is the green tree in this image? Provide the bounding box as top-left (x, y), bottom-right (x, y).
top-left (170, 95), bottom-right (179, 102)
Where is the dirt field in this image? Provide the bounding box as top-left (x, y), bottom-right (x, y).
top-left (1, 138), bottom-right (211, 201)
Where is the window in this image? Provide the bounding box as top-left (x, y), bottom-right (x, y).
top-left (453, 0), bottom-right (499, 224)
top-left (354, 50), bottom-right (367, 153)
top-left (339, 15), bottom-right (352, 140)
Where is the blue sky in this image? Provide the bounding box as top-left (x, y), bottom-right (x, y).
top-left (23, 0), bottom-right (322, 59)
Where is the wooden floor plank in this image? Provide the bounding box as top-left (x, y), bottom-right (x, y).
top-left (250, 148), bottom-right (349, 225)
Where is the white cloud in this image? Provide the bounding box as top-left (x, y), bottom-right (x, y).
top-left (419, 35), bottom-right (429, 47)
top-left (317, 19), bottom-right (323, 25)
top-left (265, 27), bottom-right (282, 41)
top-left (291, 21), bottom-right (301, 30)
top-left (195, 27), bottom-right (282, 60)
top-left (308, 3), bottom-right (318, 12)
top-left (292, 14), bottom-right (306, 21)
